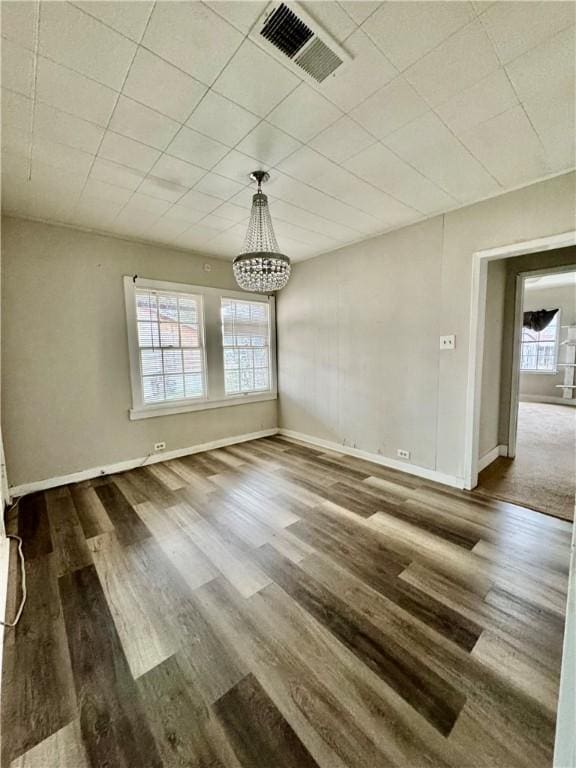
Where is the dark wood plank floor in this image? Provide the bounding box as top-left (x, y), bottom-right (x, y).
top-left (2, 436), bottom-right (572, 767)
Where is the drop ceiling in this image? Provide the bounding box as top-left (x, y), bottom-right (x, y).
top-left (1, 0), bottom-right (575, 262)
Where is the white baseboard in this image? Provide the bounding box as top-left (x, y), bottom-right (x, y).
top-left (8, 428), bottom-right (279, 497)
top-left (278, 429), bottom-right (465, 489)
top-left (478, 444), bottom-right (508, 472)
top-left (520, 394), bottom-right (576, 407)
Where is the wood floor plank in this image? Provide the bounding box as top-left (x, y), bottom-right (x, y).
top-left (214, 673), bottom-right (320, 768)
top-left (9, 720), bottom-right (88, 768)
top-left (1, 554), bottom-right (77, 767)
top-left (253, 544), bottom-right (466, 736)
top-left (45, 489), bottom-right (92, 577)
top-left (137, 655), bottom-right (241, 768)
top-left (17, 492), bottom-right (52, 559)
top-left (59, 565), bottom-right (162, 768)
top-left (69, 485), bottom-right (114, 540)
top-left (3, 436), bottom-right (570, 768)
top-left (95, 481), bottom-right (152, 547)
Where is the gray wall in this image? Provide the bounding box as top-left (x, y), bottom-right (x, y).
top-left (520, 281), bottom-right (576, 401)
top-left (1, 217), bottom-right (277, 487)
top-left (277, 171), bottom-right (576, 481)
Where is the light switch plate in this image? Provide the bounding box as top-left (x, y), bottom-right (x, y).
top-left (440, 334), bottom-right (456, 350)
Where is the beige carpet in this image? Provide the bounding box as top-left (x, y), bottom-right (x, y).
top-left (475, 401), bottom-right (575, 522)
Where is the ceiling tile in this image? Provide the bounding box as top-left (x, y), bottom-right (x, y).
top-left (320, 29), bottom-right (398, 112)
top-left (405, 20), bottom-right (500, 107)
top-left (212, 149), bottom-right (272, 184)
top-left (1, 39), bottom-right (34, 97)
top-left (270, 197), bottom-right (359, 240)
top-left (166, 127), bottom-right (229, 170)
top-left (143, 2), bottom-right (242, 85)
top-left (350, 76), bottom-right (429, 140)
top-left (301, 2), bottom-right (357, 40)
top-left (73, 196), bottom-right (125, 228)
top-left (235, 122), bottom-right (301, 165)
top-left (109, 96), bottom-right (180, 150)
top-left (364, 1), bottom-right (475, 70)
top-left (176, 224), bottom-right (222, 247)
top-left (384, 111), bottom-right (500, 201)
top-left (90, 157), bottom-right (147, 190)
top-left (72, 1), bottom-right (154, 42)
top-left (122, 48), bottom-right (207, 123)
top-left (186, 91), bottom-right (260, 147)
top-left (213, 201), bottom-right (250, 224)
top-left (144, 215), bottom-right (194, 241)
top-left (137, 176), bottom-right (189, 203)
top-left (1, 90), bottom-right (32, 155)
top-left (199, 213), bottom-right (235, 232)
top-left (162, 204), bottom-right (208, 225)
top-left (506, 25), bottom-right (576, 102)
top-left (344, 142), bottom-right (457, 213)
top-left (123, 192), bottom-right (172, 217)
top-left (177, 189), bottom-right (222, 215)
top-left (338, 2), bottom-right (381, 26)
top-left (460, 105), bottom-right (548, 186)
top-left (150, 154), bottom-right (206, 188)
top-left (481, 1), bottom-right (575, 64)
top-left (40, 2), bottom-right (136, 90)
top-left (206, 1), bottom-right (267, 33)
top-left (83, 177), bottom-right (134, 205)
top-left (277, 146), bottom-right (335, 185)
top-left (99, 131), bottom-right (161, 173)
top-left (309, 115), bottom-right (376, 163)
top-left (194, 174), bottom-right (246, 201)
top-left (435, 68), bottom-right (518, 135)
top-left (32, 137), bottom-right (94, 179)
top-left (267, 84), bottom-right (342, 143)
top-left (112, 207), bottom-right (161, 235)
top-left (1, 0), bottom-right (38, 49)
top-left (34, 102), bottom-right (106, 155)
top-left (212, 40), bottom-right (300, 117)
top-left (36, 57), bottom-right (118, 126)
top-left (522, 82), bottom-right (576, 173)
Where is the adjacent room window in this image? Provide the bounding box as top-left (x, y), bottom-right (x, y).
top-left (520, 312), bottom-right (560, 373)
top-left (124, 277), bottom-right (276, 419)
top-left (222, 299), bottom-right (271, 396)
top-left (136, 288), bottom-right (205, 404)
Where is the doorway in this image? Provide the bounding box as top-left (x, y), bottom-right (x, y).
top-left (475, 268), bottom-right (576, 521)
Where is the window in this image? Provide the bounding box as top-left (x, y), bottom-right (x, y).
top-left (520, 312), bottom-right (560, 373)
top-left (135, 288), bottom-right (205, 404)
top-left (222, 299), bottom-right (271, 396)
top-left (124, 277), bottom-right (276, 419)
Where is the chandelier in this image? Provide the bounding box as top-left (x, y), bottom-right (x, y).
top-left (233, 171), bottom-right (291, 293)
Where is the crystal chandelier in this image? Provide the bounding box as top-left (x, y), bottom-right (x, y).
top-left (233, 171), bottom-right (291, 293)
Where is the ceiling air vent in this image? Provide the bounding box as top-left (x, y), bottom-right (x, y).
top-left (256, 2), bottom-right (350, 84)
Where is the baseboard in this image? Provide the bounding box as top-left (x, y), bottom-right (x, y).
top-left (520, 394), bottom-right (576, 407)
top-left (478, 444), bottom-right (508, 472)
top-left (0, 534), bottom-right (11, 747)
top-left (278, 429), bottom-right (465, 489)
top-left (554, 523), bottom-right (576, 767)
top-left (8, 428), bottom-right (279, 497)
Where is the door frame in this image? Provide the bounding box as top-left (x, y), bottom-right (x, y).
top-left (463, 230), bottom-right (576, 490)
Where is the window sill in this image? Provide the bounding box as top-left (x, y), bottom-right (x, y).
top-left (129, 392), bottom-right (277, 420)
top-left (520, 370), bottom-right (558, 375)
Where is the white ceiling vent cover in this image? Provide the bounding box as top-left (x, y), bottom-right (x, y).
top-left (255, 2), bottom-right (351, 84)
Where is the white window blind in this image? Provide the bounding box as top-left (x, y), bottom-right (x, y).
top-left (135, 288), bottom-right (205, 404)
top-left (520, 312), bottom-right (560, 373)
top-left (222, 298), bottom-right (271, 395)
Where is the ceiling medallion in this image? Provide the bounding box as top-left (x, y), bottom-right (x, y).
top-left (233, 170), bottom-right (291, 293)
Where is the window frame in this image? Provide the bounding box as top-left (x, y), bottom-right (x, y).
top-left (519, 310), bottom-right (561, 375)
top-left (124, 276), bottom-right (277, 420)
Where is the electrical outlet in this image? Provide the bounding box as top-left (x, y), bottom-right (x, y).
top-left (154, 442), bottom-right (166, 451)
top-left (397, 449), bottom-right (410, 460)
top-left (440, 334), bottom-right (456, 350)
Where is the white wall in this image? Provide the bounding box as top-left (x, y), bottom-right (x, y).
top-left (278, 171), bottom-right (576, 482)
top-left (1, 217), bottom-right (278, 488)
top-left (520, 281), bottom-right (576, 401)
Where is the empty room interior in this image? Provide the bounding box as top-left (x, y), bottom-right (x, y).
top-left (1, 1), bottom-right (575, 767)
